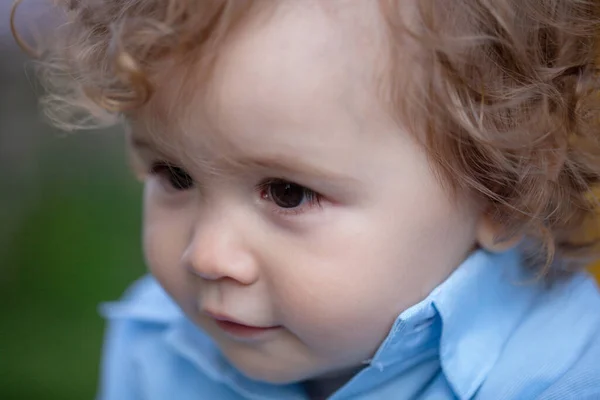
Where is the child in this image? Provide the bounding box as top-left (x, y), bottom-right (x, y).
top-left (12, 0), bottom-right (600, 398)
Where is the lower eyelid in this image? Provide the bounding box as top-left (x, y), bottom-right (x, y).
top-left (267, 197), bottom-right (324, 217)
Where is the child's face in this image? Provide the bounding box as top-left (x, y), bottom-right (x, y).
top-left (131, 2), bottom-right (480, 385)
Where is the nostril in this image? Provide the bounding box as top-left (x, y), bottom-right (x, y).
top-left (185, 264), bottom-right (209, 279)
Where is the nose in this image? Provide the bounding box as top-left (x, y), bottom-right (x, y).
top-left (181, 216), bottom-right (260, 285)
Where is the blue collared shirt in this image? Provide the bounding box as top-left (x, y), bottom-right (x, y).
top-left (98, 250), bottom-right (600, 399)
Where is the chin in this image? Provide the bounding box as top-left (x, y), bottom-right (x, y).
top-left (222, 351), bottom-right (316, 384)
top-left (234, 361), bottom-right (308, 384)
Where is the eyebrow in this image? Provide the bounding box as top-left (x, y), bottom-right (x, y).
top-left (234, 155), bottom-right (359, 185)
top-left (130, 134), bottom-right (358, 184)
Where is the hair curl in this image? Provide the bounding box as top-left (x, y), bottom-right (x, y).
top-left (11, 0), bottom-right (600, 277)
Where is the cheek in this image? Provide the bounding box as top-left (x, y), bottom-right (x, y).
top-left (391, 182), bottom-right (479, 278)
top-left (263, 191), bottom-right (477, 359)
top-left (265, 221), bottom-right (406, 358)
top-left (275, 285), bottom-right (392, 366)
top-left (142, 184), bottom-right (191, 302)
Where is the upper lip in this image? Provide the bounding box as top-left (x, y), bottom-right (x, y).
top-left (203, 310), bottom-right (280, 329)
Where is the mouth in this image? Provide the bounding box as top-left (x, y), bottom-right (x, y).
top-left (204, 311), bottom-right (282, 340)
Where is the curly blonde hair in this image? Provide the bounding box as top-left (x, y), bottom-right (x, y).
top-left (11, 0), bottom-right (600, 277)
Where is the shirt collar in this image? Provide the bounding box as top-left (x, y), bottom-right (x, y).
top-left (102, 249), bottom-right (542, 400)
top-left (100, 275), bottom-right (181, 323)
top-left (371, 249), bottom-right (542, 400)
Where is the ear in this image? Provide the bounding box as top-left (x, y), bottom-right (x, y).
top-left (476, 214), bottom-right (523, 252)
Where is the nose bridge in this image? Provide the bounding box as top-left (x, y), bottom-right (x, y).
top-left (191, 209), bottom-right (233, 263)
top-left (183, 204), bottom-right (258, 284)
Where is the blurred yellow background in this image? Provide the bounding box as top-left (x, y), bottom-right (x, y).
top-left (592, 263), bottom-right (600, 280)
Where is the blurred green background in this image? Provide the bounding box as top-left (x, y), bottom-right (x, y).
top-left (1, 3), bottom-right (145, 398)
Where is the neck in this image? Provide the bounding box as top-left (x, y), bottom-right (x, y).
top-left (302, 366), bottom-right (365, 400)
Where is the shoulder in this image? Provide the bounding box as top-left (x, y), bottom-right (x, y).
top-left (476, 273), bottom-right (600, 399)
top-left (537, 335), bottom-right (600, 400)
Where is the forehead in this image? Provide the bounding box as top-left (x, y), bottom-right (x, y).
top-left (133, 1), bottom-right (392, 162)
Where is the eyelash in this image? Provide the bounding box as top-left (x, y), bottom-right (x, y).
top-left (150, 162), bottom-right (195, 192)
top-left (149, 162), bottom-right (323, 215)
top-left (257, 179), bottom-right (323, 216)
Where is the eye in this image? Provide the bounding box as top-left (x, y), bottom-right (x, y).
top-left (260, 179), bottom-right (320, 209)
top-left (150, 162), bottom-right (194, 191)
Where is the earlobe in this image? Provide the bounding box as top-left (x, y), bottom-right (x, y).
top-left (476, 214), bottom-right (523, 253)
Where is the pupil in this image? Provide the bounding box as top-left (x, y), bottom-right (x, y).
top-left (270, 182), bottom-right (304, 208)
top-left (169, 167), bottom-right (193, 189)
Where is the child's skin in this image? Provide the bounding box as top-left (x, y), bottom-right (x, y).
top-left (129, 2), bottom-right (487, 393)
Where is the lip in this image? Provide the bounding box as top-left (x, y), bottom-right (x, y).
top-left (204, 311), bottom-right (282, 340)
